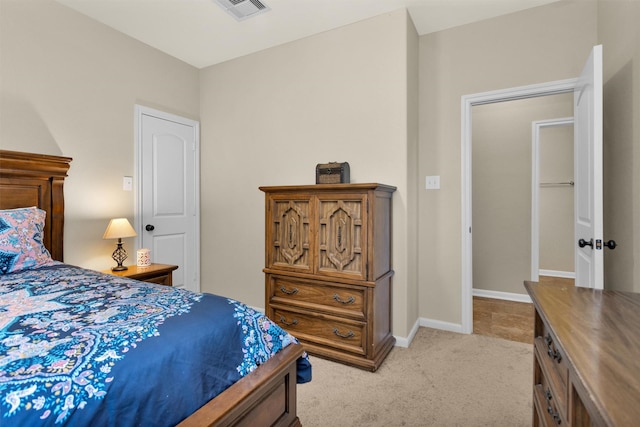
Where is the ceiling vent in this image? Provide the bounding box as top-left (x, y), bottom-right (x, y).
top-left (214, 0), bottom-right (270, 21)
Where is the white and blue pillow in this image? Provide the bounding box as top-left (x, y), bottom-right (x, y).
top-left (0, 207), bottom-right (54, 274)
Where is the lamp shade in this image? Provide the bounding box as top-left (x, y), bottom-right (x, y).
top-left (103, 218), bottom-right (137, 240)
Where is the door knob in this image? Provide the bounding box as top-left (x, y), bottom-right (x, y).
top-left (603, 240), bottom-right (617, 250)
top-left (145, 224), bottom-right (155, 231)
top-left (578, 238), bottom-right (593, 248)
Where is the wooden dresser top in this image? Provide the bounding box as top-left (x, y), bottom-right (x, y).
top-left (524, 281), bottom-right (640, 426)
top-left (259, 183), bottom-right (397, 193)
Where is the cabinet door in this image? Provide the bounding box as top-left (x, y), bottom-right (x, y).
top-left (267, 195), bottom-right (313, 273)
top-left (317, 194), bottom-right (367, 280)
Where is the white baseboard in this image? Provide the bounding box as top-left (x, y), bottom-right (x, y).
top-left (392, 292), bottom-right (534, 348)
top-left (394, 317), bottom-right (464, 348)
top-left (473, 288), bottom-right (532, 304)
top-left (539, 269), bottom-right (575, 279)
top-left (419, 317), bottom-right (464, 333)
top-left (394, 319), bottom-right (419, 348)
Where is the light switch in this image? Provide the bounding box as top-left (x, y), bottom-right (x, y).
top-left (425, 176), bottom-right (440, 190)
top-left (123, 176), bottom-right (133, 191)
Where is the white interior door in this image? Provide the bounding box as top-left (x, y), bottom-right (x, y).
top-left (574, 45), bottom-right (603, 289)
top-left (136, 106), bottom-right (200, 292)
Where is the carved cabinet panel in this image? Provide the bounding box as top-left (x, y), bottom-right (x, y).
top-left (267, 198), bottom-right (312, 273)
top-left (260, 183), bottom-right (395, 371)
top-left (317, 195), bottom-right (366, 279)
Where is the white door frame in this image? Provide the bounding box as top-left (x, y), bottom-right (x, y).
top-left (531, 117), bottom-right (574, 282)
top-left (134, 105), bottom-right (201, 291)
top-left (460, 78), bottom-right (577, 334)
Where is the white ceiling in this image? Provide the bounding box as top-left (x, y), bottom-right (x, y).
top-left (55, 0), bottom-right (558, 69)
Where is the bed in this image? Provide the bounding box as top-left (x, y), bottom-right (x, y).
top-left (0, 149), bottom-right (311, 426)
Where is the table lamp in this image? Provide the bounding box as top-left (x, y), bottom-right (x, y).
top-left (103, 218), bottom-right (137, 271)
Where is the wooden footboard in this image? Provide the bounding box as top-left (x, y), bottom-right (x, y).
top-left (178, 343), bottom-right (304, 427)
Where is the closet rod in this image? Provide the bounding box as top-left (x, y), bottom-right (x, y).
top-left (540, 180), bottom-right (574, 187)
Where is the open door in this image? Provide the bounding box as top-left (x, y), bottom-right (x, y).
top-left (574, 45), bottom-right (604, 289)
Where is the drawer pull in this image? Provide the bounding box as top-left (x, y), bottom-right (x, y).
top-left (547, 405), bottom-right (562, 424)
top-left (545, 388), bottom-right (553, 401)
top-left (545, 334), bottom-right (562, 363)
top-left (279, 286), bottom-right (299, 295)
top-left (279, 316), bottom-right (299, 327)
top-left (333, 327), bottom-right (355, 339)
top-left (333, 293), bottom-right (355, 305)
top-left (547, 346), bottom-right (562, 363)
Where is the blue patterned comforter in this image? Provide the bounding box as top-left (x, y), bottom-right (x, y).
top-left (0, 264), bottom-right (311, 426)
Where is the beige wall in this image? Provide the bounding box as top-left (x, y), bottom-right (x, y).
top-left (198, 10), bottom-right (418, 336)
top-left (0, 0), bottom-right (200, 271)
top-left (472, 95), bottom-right (573, 294)
top-left (599, 0), bottom-right (640, 293)
top-left (418, 1), bottom-right (598, 325)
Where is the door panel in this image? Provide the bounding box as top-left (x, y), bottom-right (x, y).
top-left (153, 136), bottom-right (186, 216)
top-left (574, 45), bottom-right (603, 289)
top-left (138, 107), bottom-right (199, 292)
top-left (152, 233), bottom-right (187, 287)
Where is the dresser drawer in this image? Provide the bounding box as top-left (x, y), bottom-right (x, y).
top-left (272, 308), bottom-right (366, 356)
top-left (535, 329), bottom-right (568, 391)
top-left (533, 344), bottom-right (566, 426)
top-left (143, 273), bottom-right (172, 286)
top-left (534, 334), bottom-right (569, 425)
top-left (533, 383), bottom-right (564, 427)
top-left (268, 275), bottom-right (365, 320)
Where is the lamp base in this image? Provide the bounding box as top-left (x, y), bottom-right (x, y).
top-left (111, 239), bottom-right (129, 272)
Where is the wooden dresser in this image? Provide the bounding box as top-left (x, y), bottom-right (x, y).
top-left (260, 183), bottom-right (395, 371)
top-left (524, 281), bottom-right (640, 426)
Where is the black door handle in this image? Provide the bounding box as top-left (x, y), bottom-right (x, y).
top-left (578, 238), bottom-right (593, 248)
top-left (604, 240), bottom-right (617, 250)
top-left (145, 224), bottom-right (155, 231)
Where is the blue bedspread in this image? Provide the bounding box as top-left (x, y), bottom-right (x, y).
top-left (0, 264), bottom-right (311, 426)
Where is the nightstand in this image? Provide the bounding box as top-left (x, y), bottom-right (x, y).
top-left (102, 263), bottom-right (178, 286)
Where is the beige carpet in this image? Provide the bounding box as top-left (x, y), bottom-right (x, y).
top-left (297, 327), bottom-right (533, 426)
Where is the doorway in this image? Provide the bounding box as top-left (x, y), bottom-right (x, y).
top-left (532, 117), bottom-right (575, 282)
top-left (471, 95), bottom-right (573, 301)
top-left (461, 45), bottom-right (604, 334)
top-left (460, 78), bottom-right (577, 334)
top-left (470, 109), bottom-right (574, 343)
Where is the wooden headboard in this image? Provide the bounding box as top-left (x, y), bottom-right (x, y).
top-left (0, 150), bottom-right (72, 261)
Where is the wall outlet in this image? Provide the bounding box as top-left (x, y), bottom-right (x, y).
top-left (426, 176), bottom-right (440, 190)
